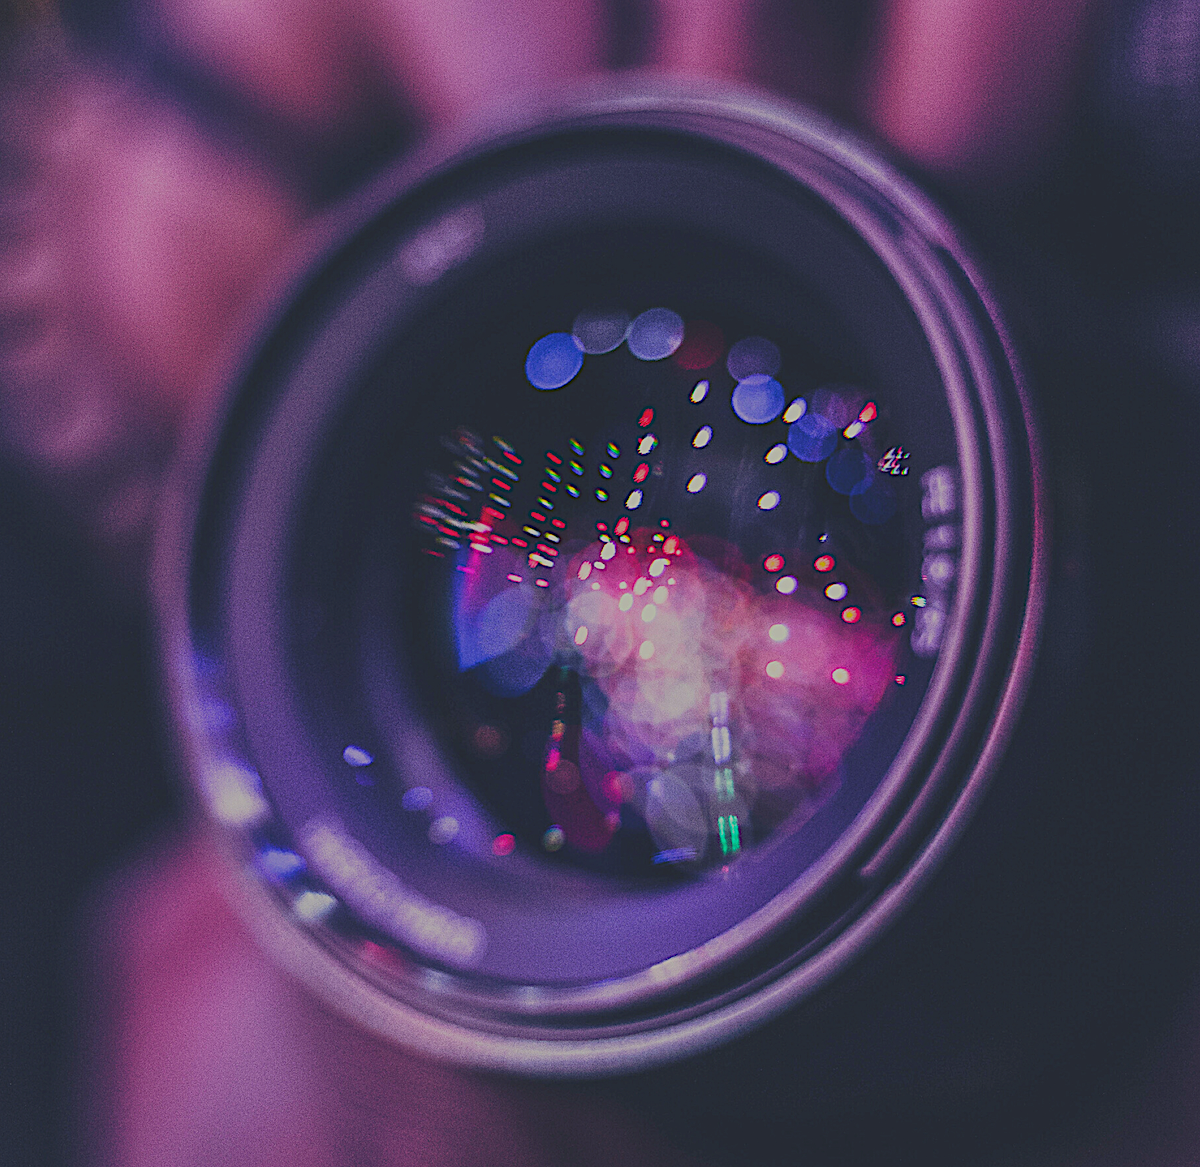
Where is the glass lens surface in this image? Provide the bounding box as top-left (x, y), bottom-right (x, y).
top-left (305, 223), bottom-right (958, 889)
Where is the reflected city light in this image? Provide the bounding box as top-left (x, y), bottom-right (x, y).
top-left (782, 397), bottom-right (807, 423)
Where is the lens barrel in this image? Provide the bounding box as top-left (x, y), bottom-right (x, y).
top-left (157, 80), bottom-right (1046, 1077)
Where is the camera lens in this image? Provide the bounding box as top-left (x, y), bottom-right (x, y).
top-left (161, 82), bottom-right (1040, 1072)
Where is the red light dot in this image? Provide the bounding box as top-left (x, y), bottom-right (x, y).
top-left (663, 536), bottom-right (679, 554)
top-left (841, 607), bottom-right (861, 624)
top-left (596, 522), bottom-right (608, 532)
top-left (551, 518), bottom-right (566, 528)
top-left (615, 517), bottom-right (630, 535)
top-left (892, 612), bottom-right (906, 627)
top-left (814, 555), bottom-right (835, 572)
top-left (660, 519), bottom-right (670, 528)
top-left (511, 538), bottom-right (528, 548)
top-left (633, 462), bottom-right (650, 483)
top-left (492, 833), bottom-right (516, 856)
top-left (858, 401), bottom-right (878, 423)
top-left (531, 511), bottom-right (546, 522)
top-left (763, 554), bottom-right (785, 573)
top-left (639, 408), bottom-right (654, 427)
top-left (672, 319), bottom-right (725, 370)
top-left (895, 675), bottom-right (907, 685)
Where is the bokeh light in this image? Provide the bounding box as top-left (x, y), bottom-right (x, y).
top-left (787, 413), bottom-right (838, 461)
top-left (572, 308), bottom-right (630, 353)
top-left (628, 308), bottom-right (685, 360)
top-left (673, 320), bottom-right (725, 369)
top-left (543, 826), bottom-right (566, 851)
top-left (841, 607), bottom-right (861, 623)
top-left (492, 833), bottom-right (516, 856)
top-left (825, 582), bottom-right (848, 600)
top-left (814, 555), bottom-right (834, 572)
top-left (757, 490), bottom-right (781, 510)
top-left (727, 336), bottom-right (781, 380)
top-left (763, 554), bottom-right (784, 572)
top-left (769, 623), bottom-right (789, 642)
top-left (826, 446), bottom-right (873, 494)
top-left (691, 380), bottom-right (710, 403)
top-left (687, 473), bottom-right (707, 493)
top-left (765, 660), bottom-right (785, 679)
top-left (765, 443), bottom-right (788, 464)
top-left (693, 425), bottom-right (713, 448)
top-left (525, 332), bottom-right (584, 390)
top-left (775, 575), bottom-right (798, 595)
top-left (732, 375), bottom-right (785, 424)
top-left (831, 668), bottom-right (850, 685)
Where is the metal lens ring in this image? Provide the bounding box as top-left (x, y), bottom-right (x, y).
top-left (158, 81), bottom-right (1043, 1075)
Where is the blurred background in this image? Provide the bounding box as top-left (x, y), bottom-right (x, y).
top-left (3, 0), bottom-right (1200, 1163)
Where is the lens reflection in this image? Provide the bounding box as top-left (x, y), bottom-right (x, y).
top-left (411, 299), bottom-right (918, 878)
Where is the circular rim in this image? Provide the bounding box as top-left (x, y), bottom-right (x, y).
top-left (154, 75), bottom-right (1046, 1075)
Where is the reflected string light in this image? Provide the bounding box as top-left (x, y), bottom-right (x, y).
top-left (765, 660), bottom-right (784, 679)
top-left (782, 397), bottom-right (807, 423)
top-left (639, 640), bottom-right (655, 660)
top-left (628, 309), bottom-right (685, 360)
top-left (649, 557), bottom-right (670, 577)
top-left (757, 491), bottom-right (781, 510)
top-left (691, 380), bottom-right (710, 403)
top-left (727, 336), bottom-right (781, 380)
top-left (525, 332), bottom-right (584, 390)
top-left (732, 375), bottom-right (785, 424)
top-left (825, 582), bottom-right (848, 600)
top-left (693, 425), bottom-right (713, 448)
top-left (642, 604), bottom-right (657, 623)
top-left (768, 623), bottom-right (789, 642)
top-left (831, 668), bottom-right (851, 685)
top-left (575, 625), bottom-right (589, 645)
top-left (687, 473), bottom-right (707, 493)
top-left (775, 575), bottom-right (798, 595)
top-left (765, 443), bottom-right (788, 464)
top-left (572, 308), bottom-right (629, 353)
top-left (653, 585), bottom-right (669, 603)
top-left (619, 594), bottom-right (634, 612)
